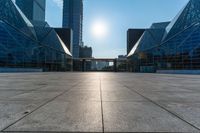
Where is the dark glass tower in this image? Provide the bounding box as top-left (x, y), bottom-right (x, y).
top-left (127, 29), bottom-right (145, 55)
top-left (63, 0), bottom-right (83, 58)
top-left (16, 0), bottom-right (46, 22)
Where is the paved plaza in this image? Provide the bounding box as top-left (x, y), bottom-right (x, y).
top-left (0, 72), bottom-right (200, 132)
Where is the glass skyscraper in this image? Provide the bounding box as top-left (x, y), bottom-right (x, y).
top-left (63, 0), bottom-right (83, 58)
top-left (16, 0), bottom-right (46, 22)
top-left (128, 0), bottom-right (200, 73)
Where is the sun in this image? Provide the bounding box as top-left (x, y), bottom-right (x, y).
top-left (91, 20), bottom-right (108, 39)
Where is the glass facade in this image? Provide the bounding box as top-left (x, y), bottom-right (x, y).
top-left (16, 0), bottom-right (46, 22)
top-left (0, 0), bottom-right (72, 71)
top-left (128, 0), bottom-right (200, 72)
top-left (63, 0), bottom-right (83, 58)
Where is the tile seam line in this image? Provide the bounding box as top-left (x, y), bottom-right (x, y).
top-left (0, 85), bottom-right (46, 102)
top-left (99, 75), bottom-right (104, 133)
top-left (0, 131), bottom-right (103, 133)
top-left (123, 84), bottom-right (200, 131)
top-left (10, 85), bottom-right (48, 98)
top-left (1, 80), bottom-right (84, 132)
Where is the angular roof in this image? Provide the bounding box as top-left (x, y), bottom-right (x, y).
top-left (0, 0), bottom-right (37, 39)
top-left (0, 0), bottom-right (72, 57)
top-left (163, 0), bottom-right (200, 40)
top-left (128, 0), bottom-right (200, 57)
top-left (128, 22), bottom-right (169, 57)
top-left (32, 21), bottom-right (52, 41)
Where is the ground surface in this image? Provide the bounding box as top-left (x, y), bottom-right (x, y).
top-left (0, 72), bottom-right (200, 132)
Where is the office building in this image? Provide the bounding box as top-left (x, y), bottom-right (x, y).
top-left (96, 62), bottom-right (110, 70)
top-left (16, 0), bottom-right (46, 22)
top-left (118, 55), bottom-right (127, 60)
top-left (127, 0), bottom-right (200, 73)
top-left (55, 28), bottom-right (73, 53)
top-left (127, 29), bottom-right (145, 55)
top-left (0, 0), bottom-right (72, 71)
top-left (63, 0), bottom-right (83, 58)
top-left (79, 46), bottom-right (92, 58)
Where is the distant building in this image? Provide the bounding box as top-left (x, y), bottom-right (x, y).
top-left (79, 46), bottom-right (92, 58)
top-left (63, 0), bottom-right (83, 58)
top-left (127, 29), bottom-right (145, 55)
top-left (16, 0), bottom-right (46, 22)
top-left (118, 55), bottom-right (127, 60)
top-left (54, 28), bottom-right (73, 53)
top-left (96, 62), bottom-right (109, 70)
top-left (91, 60), bottom-right (97, 70)
top-left (80, 45), bottom-right (92, 71)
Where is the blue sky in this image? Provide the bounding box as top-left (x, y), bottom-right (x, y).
top-left (46, 0), bottom-right (189, 58)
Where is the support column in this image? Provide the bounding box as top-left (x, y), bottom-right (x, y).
top-left (114, 59), bottom-right (117, 72)
top-left (82, 59), bottom-right (85, 72)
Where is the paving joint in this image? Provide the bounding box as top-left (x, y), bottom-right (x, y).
top-left (1, 81), bottom-right (84, 132)
top-left (99, 76), bottom-right (104, 133)
top-left (124, 84), bottom-right (200, 131)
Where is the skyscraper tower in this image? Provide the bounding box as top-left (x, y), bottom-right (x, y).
top-left (16, 0), bottom-right (46, 22)
top-left (63, 0), bottom-right (83, 58)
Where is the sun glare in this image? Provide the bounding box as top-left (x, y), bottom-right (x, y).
top-left (91, 20), bottom-right (108, 39)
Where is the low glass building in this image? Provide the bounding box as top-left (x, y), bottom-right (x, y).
top-left (127, 0), bottom-right (200, 73)
top-left (0, 0), bottom-right (72, 71)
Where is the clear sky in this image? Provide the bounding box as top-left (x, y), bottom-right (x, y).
top-left (46, 0), bottom-right (189, 58)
